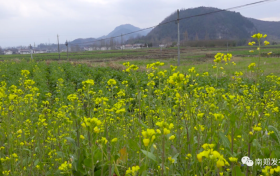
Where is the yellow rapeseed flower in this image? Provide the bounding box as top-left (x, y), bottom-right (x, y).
top-left (229, 157), bottom-right (238, 162)
top-left (169, 135), bottom-right (175, 140)
top-left (80, 135), bottom-right (85, 140)
top-left (111, 138), bottom-right (118, 143)
top-left (253, 126), bottom-right (262, 131)
top-left (216, 159), bottom-right (225, 168)
top-left (163, 128), bottom-right (170, 135)
top-left (143, 139), bottom-right (150, 147)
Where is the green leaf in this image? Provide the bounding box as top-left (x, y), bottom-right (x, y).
top-left (83, 158), bottom-right (93, 168)
top-left (113, 164), bottom-right (121, 176)
top-left (232, 166), bottom-right (245, 176)
top-left (172, 153), bottom-right (180, 163)
top-left (219, 132), bottom-right (230, 149)
top-left (56, 151), bottom-right (64, 158)
top-left (262, 147), bottom-right (270, 158)
top-left (252, 139), bottom-right (261, 149)
top-left (249, 134), bottom-right (257, 143)
top-left (141, 170), bottom-right (148, 176)
top-left (139, 120), bottom-right (148, 129)
top-left (34, 159), bottom-right (39, 166)
top-left (23, 148), bottom-right (31, 153)
top-left (71, 113), bottom-right (79, 120)
top-left (268, 125), bottom-right (280, 144)
top-left (65, 137), bottom-right (76, 146)
top-left (141, 150), bottom-right (157, 163)
top-left (172, 153), bottom-right (179, 159)
top-left (0, 159), bottom-right (3, 176)
top-left (229, 113), bottom-right (236, 125)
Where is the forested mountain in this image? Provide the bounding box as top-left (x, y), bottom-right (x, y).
top-left (102, 24), bottom-right (151, 41)
top-left (248, 18), bottom-right (280, 41)
top-left (70, 38), bottom-right (96, 45)
top-left (70, 7), bottom-right (280, 47)
top-left (70, 24), bottom-right (152, 46)
top-left (146, 7), bottom-right (258, 43)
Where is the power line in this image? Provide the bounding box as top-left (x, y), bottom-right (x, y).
top-left (69, 0), bottom-right (276, 46)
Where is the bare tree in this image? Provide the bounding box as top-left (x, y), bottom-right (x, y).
top-left (195, 33), bottom-right (199, 41)
top-left (184, 31), bottom-right (188, 42)
top-left (101, 39), bottom-right (105, 47)
top-left (205, 32), bottom-right (209, 40)
top-left (71, 45), bottom-right (81, 52)
top-left (110, 37), bottom-right (114, 49)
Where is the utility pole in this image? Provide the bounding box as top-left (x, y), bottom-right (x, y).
top-left (227, 42), bottom-right (228, 52)
top-left (29, 44), bottom-right (33, 60)
top-left (121, 34), bottom-right (123, 55)
top-left (57, 34), bottom-right (60, 60)
top-left (65, 40), bottom-right (69, 61)
top-left (177, 9), bottom-right (181, 66)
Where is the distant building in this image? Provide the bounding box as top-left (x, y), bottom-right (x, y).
top-left (133, 44), bottom-right (144, 49)
top-left (19, 49), bottom-right (30, 54)
top-left (114, 45), bottom-right (122, 50)
top-left (4, 50), bottom-right (13, 55)
top-left (34, 50), bottom-right (47, 54)
top-left (101, 47), bottom-right (108, 51)
top-left (84, 47), bottom-right (94, 51)
top-left (124, 44), bottom-right (133, 49)
top-left (119, 44), bottom-right (143, 50)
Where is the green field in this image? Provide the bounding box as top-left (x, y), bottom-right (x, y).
top-left (1, 37), bottom-right (280, 176)
top-left (1, 44), bottom-right (279, 62)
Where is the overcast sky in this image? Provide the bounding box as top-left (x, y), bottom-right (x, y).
top-left (0, 0), bottom-right (279, 48)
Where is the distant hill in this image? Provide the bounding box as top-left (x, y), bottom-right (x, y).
top-left (70, 24), bottom-right (152, 46)
top-left (70, 7), bottom-right (280, 47)
top-left (248, 18), bottom-right (280, 41)
top-left (146, 7), bottom-right (257, 42)
top-left (102, 24), bottom-right (151, 41)
top-left (70, 38), bottom-right (96, 45)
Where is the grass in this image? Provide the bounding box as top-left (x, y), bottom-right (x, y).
top-left (1, 44), bottom-right (279, 61)
top-left (115, 56), bottom-right (280, 76)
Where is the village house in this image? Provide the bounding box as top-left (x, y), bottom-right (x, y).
top-left (34, 50), bottom-right (47, 54)
top-left (133, 44), bottom-right (143, 49)
top-left (101, 47), bottom-right (111, 51)
top-left (19, 49), bottom-right (30, 54)
top-left (84, 47), bottom-right (94, 51)
top-left (124, 44), bottom-right (133, 49)
top-left (159, 44), bottom-right (166, 48)
top-left (4, 50), bottom-right (13, 55)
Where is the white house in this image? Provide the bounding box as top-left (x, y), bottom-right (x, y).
top-left (100, 47), bottom-right (107, 51)
top-left (124, 44), bottom-right (133, 49)
top-left (84, 47), bottom-right (94, 51)
top-left (34, 50), bottom-right (47, 54)
top-left (4, 50), bottom-right (13, 55)
top-left (19, 49), bottom-right (30, 54)
top-left (133, 44), bottom-right (143, 49)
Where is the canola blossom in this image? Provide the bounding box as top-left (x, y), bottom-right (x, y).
top-left (0, 33), bottom-right (280, 175)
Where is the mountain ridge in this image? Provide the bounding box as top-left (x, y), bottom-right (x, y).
top-left (70, 24), bottom-right (152, 45)
top-left (71, 7), bottom-right (280, 46)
